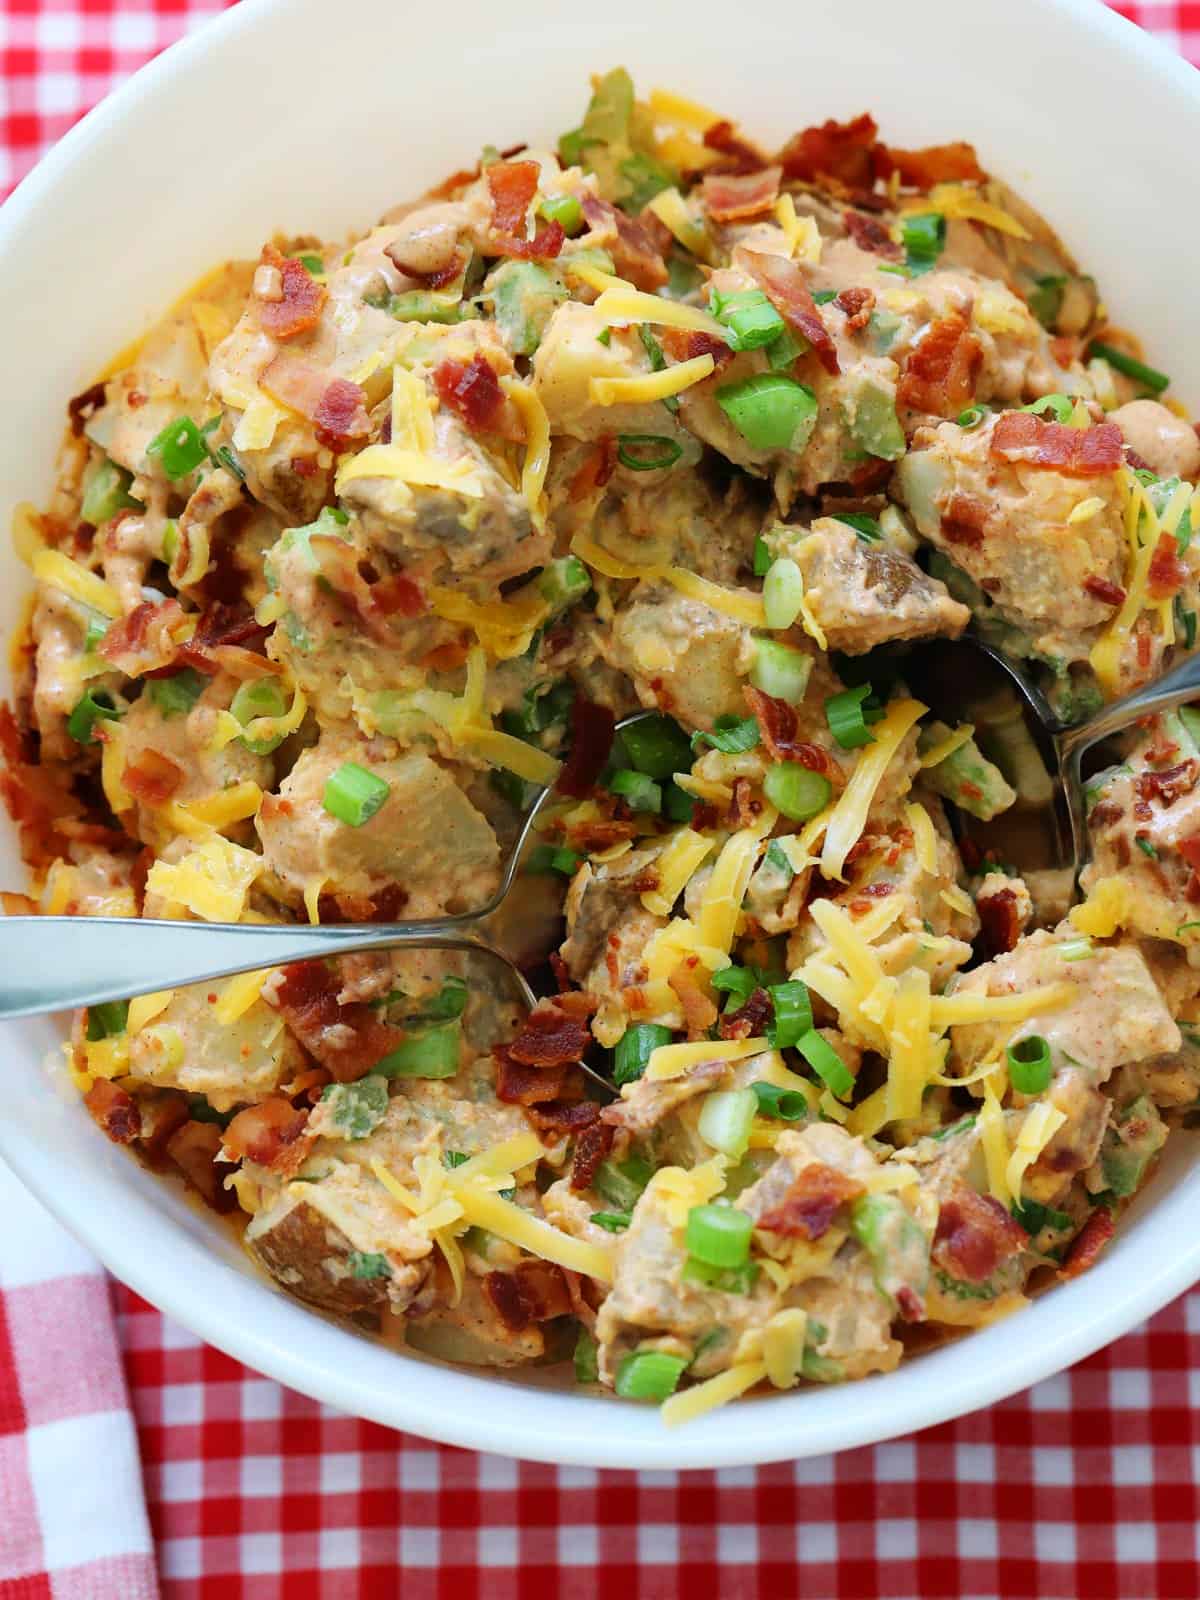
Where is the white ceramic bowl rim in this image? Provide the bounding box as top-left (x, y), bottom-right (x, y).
top-left (1, 0), bottom-right (1199, 1469)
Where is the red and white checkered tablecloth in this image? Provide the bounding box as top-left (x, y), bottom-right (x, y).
top-left (3, 4), bottom-right (1200, 1597)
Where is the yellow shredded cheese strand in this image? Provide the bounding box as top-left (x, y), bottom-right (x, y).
top-left (928, 981), bottom-right (1076, 1027)
top-left (145, 836), bottom-right (262, 923)
top-left (884, 967), bottom-right (933, 1123)
top-left (570, 531), bottom-right (663, 582)
top-left (303, 878), bottom-right (324, 926)
top-left (774, 195), bottom-right (821, 264)
top-left (979, 1071), bottom-right (1012, 1206)
top-left (590, 352), bottom-right (715, 406)
top-left (662, 568), bottom-right (767, 626)
top-left (427, 585), bottom-right (548, 661)
top-left (232, 394), bottom-right (288, 453)
top-left (641, 828), bottom-right (715, 917)
top-left (940, 885), bottom-right (976, 919)
top-left (905, 800), bottom-right (939, 875)
top-left (390, 366), bottom-right (436, 454)
top-left (1090, 469), bottom-right (1153, 693)
top-left (32, 549), bottom-right (121, 618)
top-left (99, 723), bottom-right (132, 814)
top-left (458, 726), bottom-right (561, 786)
top-left (820, 699), bottom-right (925, 881)
top-left (647, 188), bottom-right (717, 264)
top-left (661, 1360), bottom-right (766, 1426)
top-left (761, 1308), bottom-right (809, 1389)
top-left (128, 991), bottom-right (173, 1032)
top-left (918, 723), bottom-right (974, 769)
top-left (500, 377), bottom-right (551, 525)
top-left (453, 1187), bottom-right (613, 1282)
top-left (335, 446), bottom-right (486, 497)
top-left (592, 286), bottom-right (726, 340)
top-left (648, 86), bottom-right (722, 131)
top-left (906, 184), bottom-right (1031, 239)
top-left (645, 1037), bottom-right (769, 1083)
top-left (1005, 1102), bottom-right (1067, 1201)
top-left (214, 968), bottom-right (272, 1025)
top-left (698, 827), bottom-right (766, 954)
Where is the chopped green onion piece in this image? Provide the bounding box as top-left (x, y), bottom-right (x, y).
top-left (321, 761), bottom-right (391, 827)
top-left (957, 405), bottom-right (988, 430)
top-left (574, 1328), bottom-right (600, 1384)
top-left (620, 714), bottom-right (692, 780)
top-left (1021, 393), bottom-right (1074, 423)
top-left (1012, 1199), bottom-right (1071, 1237)
top-left (764, 839), bottom-right (795, 879)
top-left (377, 1021), bottom-right (461, 1079)
top-left (664, 782), bottom-right (696, 822)
top-left (443, 1150), bottom-right (470, 1169)
top-left (594, 1154), bottom-right (654, 1210)
top-left (716, 374), bottom-right (818, 452)
top-left (666, 251), bottom-right (704, 299)
top-left (147, 415), bottom-right (208, 481)
top-left (766, 980), bottom-right (813, 1050)
top-left (686, 1201), bottom-right (752, 1268)
top-left (901, 212), bottom-right (946, 276)
top-left (834, 513), bottom-right (882, 543)
top-left (537, 556), bottom-right (591, 613)
top-left (763, 763), bottom-right (832, 822)
top-left (1087, 340), bottom-right (1169, 395)
top-left (752, 1082), bottom-right (808, 1121)
top-left (345, 1249), bottom-right (390, 1280)
top-left (540, 193), bottom-right (583, 234)
top-left (596, 327), bottom-right (612, 346)
top-left (86, 999), bottom-right (129, 1041)
top-left (616, 434), bottom-right (683, 472)
top-left (83, 614), bottom-right (109, 654)
top-left (1134, 834), bottom-right (1158, 860)
top-left (80, 458), bottom-right (140, 527)
top-left (590, 1210), bottom-right (632, 1232)
top-left (697, 1087), bottom-right (758, 1159)
top-left (293, 254), bottom-right (323, 276)
top-left (374, 290), bottom-right (464, 324)
top-left (619, 152), bottom-right (677, 211)
top-left (424, 977), bottom-right (468, 1020)
top-left (762, 556), bottom-right (804, 630)
top-left (147, 668), bottom-right (205, 719)
top-left (796, 1029), bottom-right (854, 1098)
top-left (765, 327), bottom-right (807, 370)
top-left (1179, 706), bottom-right (1200, 747)
top-left (526, 843), bottom-right (583, 876)
top-left (750, 637), bottom-right (812, 705)
top-left (67, 688), bottom-right (121, 746)
top-left (825, 683), bottom-right (881, 750)
top-left (691, 713), bottom-right (760, 755)
top-left (230, 677), bottom-right (289, 755)
top-left (638, 325), bottom-right (680, 413)
top-left (711, 965), bottom-right (757, 1012)
top-left (1058, 937), bottom-right (1094, 962)
top-left (1027, 274), bottom-right (1067, 330)
top-left (1178, 922), bottom-right (1200, 937)
top-left (608, 767), bottom-right (663, 813)
top-left (613, 1023), bottom-right (672, 1087)
top-left (615, 1349), bottom-right (688, 1402)
top-left (501, 679), bottom-right (575, 738)
top-left (752, 534), bottom-right (772, 577)
top-left (712, 288), bottom-right (785, 352)
top-left (1007, 1034), bottom-right (1052, 1095)
top-left (812, 289), bottom-right (838, 305)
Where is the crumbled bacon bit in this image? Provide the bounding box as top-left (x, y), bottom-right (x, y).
top-left (701, 119), bottom-right (771, 176)
top-left (835, 286), bottom-right (875, 331)
top-left (1147, 532), bottom-right (1189, 601)
top-left (99, 599), bottom-right (187, 677)
top-left (556, 698), bottom-right (616, 798)
top-left (719, 986), bottom-right (773, 1041)
top-left (84, 1078), bottom-right (141, 1144)
top-left (494, 1047), bottom-right (572, 1106)
top-left (1178, 835), bottom-right (1200, 872)
top-left (313, 376), bottom-right (372, 451)
top-left (484, 1260), bottom-right (571, 1330)
top-left (433, 353), bottom-right (504, 432)
top-left (1135, 760), bottom-right (1199, 807)
top-left (658, 328), bottom-right (737, 371)
top-left (1083, 574), bottom-right (1127, 606)
top-left (487, 160), bottom-right (540, 235)
top-left (256, 245), bottom-right (327, 340)
top-left (668, 960), bottom-right (718, 1040)
top-left (1059, 1206), bottom-right (1115, 1280)
top-left (267, 961), bottom-right (405, 1082)
top-left (581, 194), bottom-right (667, 290)
top-left (175, 603), bottom-right (270, 676)
top-left (570, 1119), bottom-right (614, 1192)
top-left (778, 113), bottom-right (879, 195)
top-left (569, 437), bottom-right (617, 500)
top-left (757, 1162), bottom-right (865, 1241)
top-left (507, 998), bottom-right (591, 1069)
top-left (842, 210), bottom-right (901, 258)
top-left (370, 572), bottom-right (425, 618)
top-left (739, 249), bottom-right (839, 376)
top-left (977, 886), bottom-right (1021, 956)
top-left (702, 165), bottom-right (782, 222)
top-left (932, 1182), bottom-right (1026, 1283)
top-left (743, 684), bottom-right (812, 764)
top-left (525, 1098), bottom-right (599, 1136)
top-left (897, 312), bottom-right (982, 416)
top-left (874, 141), bottom-right (984, 189)
top-left (990, 412), bottom-right (1124, 477)
top-left (940, 492), bottom-right (989, 548)
top-left (68, 381), bottom-right (107, 437)
top-left (223, 1096), bottom-right (311, 1175)
top-left (122, 749), bottom-right (186, 807)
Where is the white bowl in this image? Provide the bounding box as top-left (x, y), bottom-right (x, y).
top-left (1, 0), bottom-right (1198, 1470)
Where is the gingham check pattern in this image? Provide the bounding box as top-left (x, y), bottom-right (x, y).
top-left (2, 4), bottom-right (1200, 1597)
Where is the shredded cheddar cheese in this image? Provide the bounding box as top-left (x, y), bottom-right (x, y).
top-left (905, 800), bottom-right (939, 875)
top-left (645, 1036), bottom-right (769, 1082)
top-left (589, 351), bottom-right (715, 406)
top-left (32, 549), bottom-right (121, 618)
top-left (821, 698), bottom-right (925, 881)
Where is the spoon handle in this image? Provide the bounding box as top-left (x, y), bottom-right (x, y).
top-left (0, 916), bottom-right (519, 1020)
top-left (1060, 647), bottom-right (1200, 761)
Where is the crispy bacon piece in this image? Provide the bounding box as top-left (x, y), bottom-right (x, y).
top-left (174, 602), bottom-right (269, 677)
top-left (370, 573), bottom-right (425, 618)
top-left (261, 355), bottom-right (372, 452)
top-left (875, 141), bottom-right (984, 189)
top-left (1178, 834), bottom-right (1200, 872)
top-left (494, 1047), bottom-right (572, 1106)
top-left (1059, 1206), bottom-right (1116, 1280)
top-left (84, 1078), bottom-right (141, 1145)
top-left (738, 249), bottom-right (839, 376)
top-left (136, 1093), bottom-right (192, 1164)
top-left (702, 164), bottom-right (782, 222)
top-left (223, 1096), bottom-right (312, 1174)
top-left (702, 119), bottom-right (770, 176)
top-left (433, 353), bottom-right (504, 432)
top-left (556, 698), bottom-right (616, 798)
top-left (897, 312), bottom-right (981, 416)
top-left (758, 1163), bottom-right (865, 1241)
top-left (570, 1119), bottom-right (615, 1192)
top-left (940, 492), bottom-right (989, 548)
top-left (267, 961), bottom-right (405, 1082)
top-left (835, 286), bottom-right (875, 332)
top-left (488, 220), bottom-right (566, 261)
top-left (778, 113), bottom-right (879, 194)
top-left (526, 1098), bottom-right (598, 1136)
top-left (0, 704), bottom-right (87, 869)
top-left (483, 1260), bottom-right (572, 1331)
top-left (668, 960), bottom-right (718, 1040)
top-left (568, 437), bottom-right (617, 500)
top-left (1083, 574), bottom-right (1127, 606)
top-left (744, 685), bottom-right (808, 763)
top-left (508, 998), bottom-right (591, 1069)
top-left (1147, 532), bottom-right (1190, 601)
top-left (719, 986), bottom-right (773, 1042)
top-left (989, 413), bottom-right (1124, 478)
top-left (256, 245), bottom-right (327, 341)
top-left (166, 1120), bottom-right (237, 1213)
top-left (932, 1182), bottom-right (1026, 1283)
top-left (842, 210), bottom-right (901, 259)
top-left (0, 891), bottom-right (35, 916)
top-left (68, 380), bottom-right (107, 437)
top-left (581, 195), bottom-right (667, 290)
top-left (487, 159), bottom-right (540, 236)
top-left (977, 886), bottom-right (1022, 957)
top-left (1136, 760), bottom-right (1199, 807)
top-left (99, 599), bottom-right (187, 677)
top-left (122, 749), bottom-right (185, 807)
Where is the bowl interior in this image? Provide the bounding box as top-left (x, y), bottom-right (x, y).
top-left (2, 0), bottom-right (1199, 1468)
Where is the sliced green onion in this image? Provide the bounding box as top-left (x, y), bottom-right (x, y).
top-left (80, 458), bottom-right (140, 527)
top-left (712, 288), bottom-right (785, 352)
top-left (752, 535), bottom-right (772, 578)
top-left (1087, 340), bottom-right (1169, 395)
top-left (1134, 834), bottom-right (1158, 860)
top-left (617, 434), bottom-right (683, 472)
top-left (697, 1087), bottom-right (758, 1159)
top-left (501, 679), bottom-right (574, 738)
top-left (377, 1020), bottom-right (461, 1079)
top-left (594, 1154), bottom-right (654, 1210)
top-left (574, 1329), bottom-right (600, 1384)
top-left (764, 839), bottom-right (795, 879)
top-left (613, 1023), bottom-right (672, 1087)
top-left (1006, 1034), bottom-right (1052, 1095)
top-left (619, 152), bottom-right (676, 211)
top-left (765, 327), bottom-right (807, 370)
top-left (67, 688), bottom-right (121, 746)
top-left (766, 980), bottom-right (812, 1050)
top-left (608, 768), bottom-right (663, 813)
top-left (834, 513), bottom-right (882, 543)
top-left (147, 415), bottom-right (208, 481)
top-left (681, 1257), bottom-right (759, 1294)
top-left (527, 843), bottom-right (583, 876)
top-left (231, 677), bottom-right (289, 755)
top-left (812, 289), bottom-right (838, 305)
top-left (1179, 706), bottom-right (1200, 747)
top-left (901, 212), bottom-right (946, 277)
top-left (596, 328), bottom-right (612, 346)
top-left (956, 405), bottom-right (987, 430)
top-left (443, 1150), bottom-right (470, 1169)
top-left (686, 1201), bottom-right (752, 1268)
top-left (540, 193), bottom-right (584, 234)
top-left (751, 638), bottom-right (812, 705)
top-left (296, 253), bottom-right (325, 276)
top-left (424, 977), bottom-right (468, 1019)
top-left (147, 668), bottom-right (205, 719)
top-left (1058, 937), bottom-right (1094, 962)
top-left (537, 556), bottom-right (591, 614)
top-left (1027, 274), bottom-right (1067, 330)
top-left (716, 374), bottom-right (818, 452)
top-left (638, 325), bottom-right (680, 413)
top-left (321, 761), bottom-right (391, 827)
top-left (825, 683), bottom-right (881, 750)
top-left (752, 1082), bottom-right (808, 1121)
top-left (590, 1210), bottom-right (632, 1233)
top-left (763, 556), bottom-right (804, 630)
top-left (711, 965), bottom-right (757, 1012)
top-left (1021, 393), bottom-right (1074, 423)
top-left (86, 999), bottom-right (129, 1041)
top-left (796, 1029), bottom-right (854, 1098)
top-left (664, 782), bottom-right (696, 822)
top-left (1178, 922), bottom-right (1200, 938)
top-left (615, 1349), bottom-right (688, 1402)
top-left (1011, 1199), bottom-right (1071, 1237)
top-left (763, 763), bottom-right (832, 822)
top-left (691, 713), bottom-right (760, 755)
top-left (83, 613), bottom-right (110, 655)
top-left (620, 714), bottom-right (692, 780)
